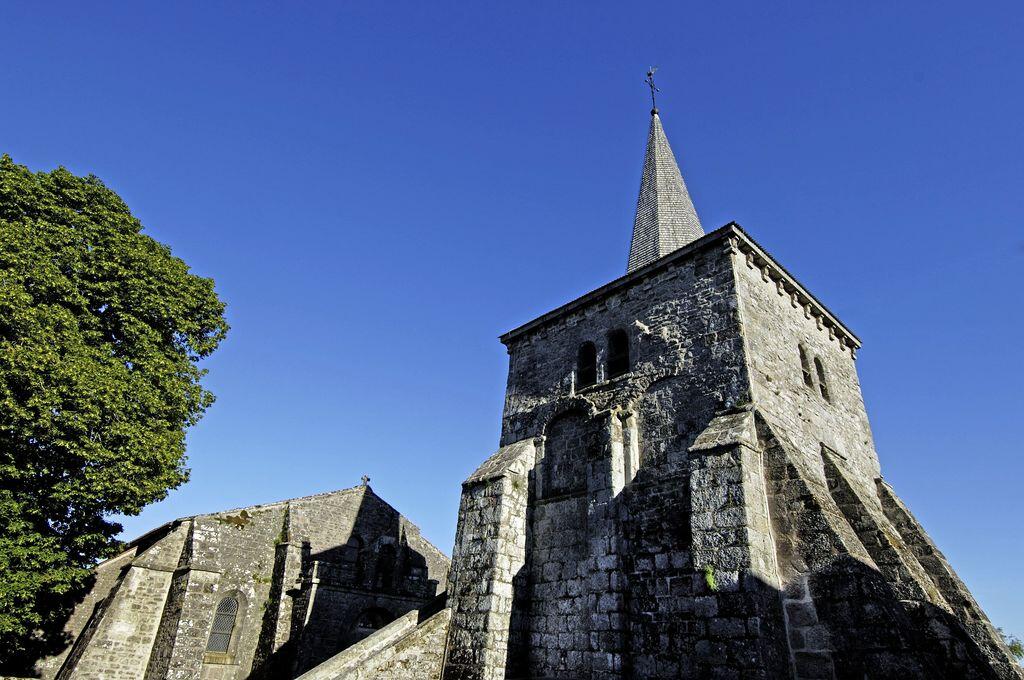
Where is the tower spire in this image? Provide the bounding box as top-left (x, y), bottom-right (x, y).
top-left (626, 73), bottom-right (704, 273)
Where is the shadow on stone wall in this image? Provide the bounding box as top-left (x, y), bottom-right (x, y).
top-left (502, 508), bottom-right (1006, 678)
top-left (4, 522), bottom-right (172, 679)
top-left (252, 489), bottom-right (440, 679)
top-left (807, 555), bottom-right (1003, 680)
top-left (494, 413), bottom-right (1014, 680)
top-left (0, 574), bottom-right (93, 677)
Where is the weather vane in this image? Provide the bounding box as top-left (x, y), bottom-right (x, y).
top-left (645, 67), bottom-right (660, 114)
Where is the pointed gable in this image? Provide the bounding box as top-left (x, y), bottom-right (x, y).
top-left (626, 112), bottom-right (704, 272)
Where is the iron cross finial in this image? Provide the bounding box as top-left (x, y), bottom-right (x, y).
top-left (360, 474), bottom-right (370, 486)
top-left (645, 67), bottom-right (660, 114)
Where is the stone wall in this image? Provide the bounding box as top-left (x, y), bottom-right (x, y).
top-left (443, 440), bottom-right (533, 680)
top-left (732, 231), bottom-right (1023, 679)
top-left (683, 410), bottom-right (791, 678)
top-left (288, 488), bottom-right (449, 675)
top-left (488, 230), bottom-right (754, 678)
top-left (291, 587), bottom-right (441, 675)
top-left (178, 505), bottom-right (286, 679)
top-left (46, 486), bottom-right (449, 680)
top-left (520, 410), bottom-right (594, 675)
top-left (296, 608), bottom-right (451, 680)
top-left (60, 522), bottom-right (189, 679)
top-left (731, 234), bottom-right (877, 495)
top-left (757, 414), bottom-right (1024, 679)
top-left (499, 234), bottom-right (748, 449)
top-left (876, 481), bottom-right (1024, 678)
top-left (39, 546), bottom-right (139, 678)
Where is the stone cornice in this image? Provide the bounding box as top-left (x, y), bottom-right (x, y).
top-left (727, 228), bottom-right (861, 354)
top-left (499, 223), bottom-right (861, 354)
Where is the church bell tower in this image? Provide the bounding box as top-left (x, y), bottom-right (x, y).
top-left (440, 81), bottom-right (1022, 680)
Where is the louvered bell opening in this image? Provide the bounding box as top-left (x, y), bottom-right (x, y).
top-left (206, 597), bottom-right (238, 653)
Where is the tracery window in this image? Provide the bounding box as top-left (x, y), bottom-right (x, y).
top-left (206, 596), bottom-right (239, 653)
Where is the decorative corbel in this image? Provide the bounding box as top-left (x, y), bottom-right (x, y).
top-left (725, 236), bottom-right (740, 256)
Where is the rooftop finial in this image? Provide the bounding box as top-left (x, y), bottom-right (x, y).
top-left (645, 67), bottom-right (660, 115)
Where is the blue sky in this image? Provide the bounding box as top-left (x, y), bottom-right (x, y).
top-left (2, 2), bottom-right (1022, 635)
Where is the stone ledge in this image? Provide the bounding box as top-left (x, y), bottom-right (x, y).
top-left (295, 607), bottom-right (452, 680)
top-left (689, 408), bottom-right (757, 453)
top-left (731, 231), bottom-right (860, 355)
top-left (464, 439), bottom-right (536, 485)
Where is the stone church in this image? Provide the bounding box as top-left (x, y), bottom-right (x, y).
top-left (31, 485), bottom-right (450, 679)
top-left (32, 105), bottom-right (1022, 679)
top-left (312, 108), bottom-right (1019, 679)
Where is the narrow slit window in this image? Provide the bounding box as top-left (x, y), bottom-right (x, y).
top-left (814, 357), bottom-right (831, 402)
top-left (207, 596), bottom-right (239, 653)
top-left (607, 330), bottom-right (630, 378)
top-left (577, 342), bottom-right (597, 387)
top-left (798, 345), bottom-right (814, 387)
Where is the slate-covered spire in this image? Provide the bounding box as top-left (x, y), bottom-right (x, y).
top-left (626, 111), bottom-right (704, 273)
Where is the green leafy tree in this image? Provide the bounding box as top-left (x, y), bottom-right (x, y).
top-left (0, 155), bottom-right (228, 668)
top-left (1001, 628), bottom-right (1024, 664)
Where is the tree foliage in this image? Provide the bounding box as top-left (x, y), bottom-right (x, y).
top-left (0, 155), bottom-right (228, 667)
top-left (1001, 628), bottom-right (1024, 663)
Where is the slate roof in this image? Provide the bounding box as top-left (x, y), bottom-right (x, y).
top-left (626, 112), bottom-right (704, 273)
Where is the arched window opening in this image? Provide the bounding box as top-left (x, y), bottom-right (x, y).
top-left (607, 330), bottom-right (630, 379)
top-left (577, 342), bottom-right (597, 388)
top-left (542, 410), bottom-right (596, 498)
top-left (814, 357), bottom-right (831, 402)
top-left (206, 596), bottom-right (239, 653)
top-left (798, 345), bottom-right (814, 387)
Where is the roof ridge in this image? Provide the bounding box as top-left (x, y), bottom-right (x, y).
top-left (181, 484), bottom-right (369, 521)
